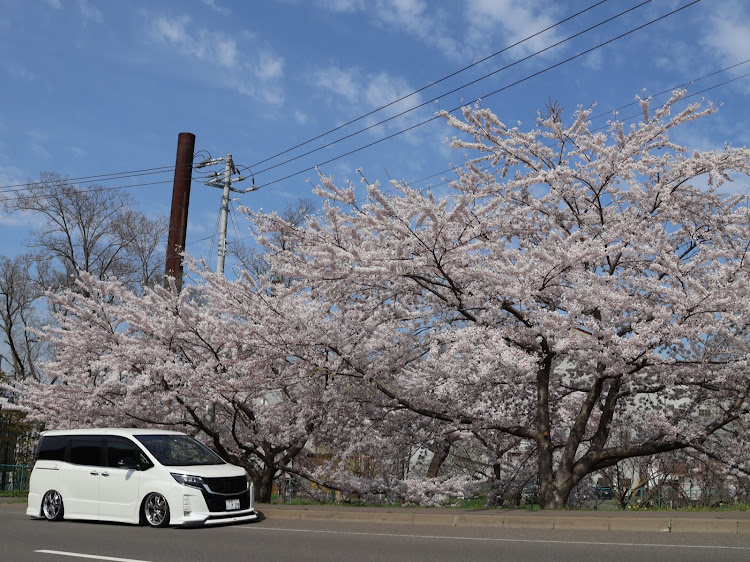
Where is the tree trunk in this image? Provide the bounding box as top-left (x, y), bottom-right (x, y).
top-left (538, 467), bottom-right (587, 509)
top-left (538, 450), bottom-right (578, 509)
top-left (254, 464), bottom-right (275, 503)
top-left (539, 483), bottom-right (569, 509)
top-left (426, 437), bottom-right (454, 478)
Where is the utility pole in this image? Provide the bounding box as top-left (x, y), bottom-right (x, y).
top-left (194, 152), bottom-right (256, 429)
top-left (198, 153), bottom-right (256, 276)
top-left (217, 155), bottom-right (232, 275)
top-left (165, 132), bottom-right (196, 290)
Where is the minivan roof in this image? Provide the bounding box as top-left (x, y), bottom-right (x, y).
top-left (40, 428), bottom-right (186, 437)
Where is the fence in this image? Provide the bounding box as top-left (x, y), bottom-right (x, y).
top-left (0, 464), bottom-right (32, 492)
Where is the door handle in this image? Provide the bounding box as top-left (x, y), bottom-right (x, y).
top-left (90, 471), bottom-right (99, 476)
top-left (101, 472), bottom-right (110, 477)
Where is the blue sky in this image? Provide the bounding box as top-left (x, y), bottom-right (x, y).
top-left (1, 0), bottom-right (749, 269)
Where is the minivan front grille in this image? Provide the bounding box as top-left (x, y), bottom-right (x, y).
top-left (203, 490), bottom-right (251, 513)
top-left (203, 476), bottom-right (247, 495)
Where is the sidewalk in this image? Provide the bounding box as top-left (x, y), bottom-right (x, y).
top-left (5, 496), bottom-right (750, 534)
top-left (256, 503), bottom-right (750, 534)
top-left (0, 496), bottom-right (26, 505)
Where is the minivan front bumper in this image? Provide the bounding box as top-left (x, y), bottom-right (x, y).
top-left (168, 487), bottom-right (258, 526)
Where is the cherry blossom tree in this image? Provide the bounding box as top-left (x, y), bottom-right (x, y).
top-left (247, 90), bottom-right (750, 509)
top-left (13, 268), bottom-right (335, 502)
top-left (11, 91), bottom-right (750, 509)
top-left (1, 174), bottom-right (167, 469)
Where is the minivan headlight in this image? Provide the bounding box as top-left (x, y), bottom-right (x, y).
top-left (171, 473), bottom-right (205, 489)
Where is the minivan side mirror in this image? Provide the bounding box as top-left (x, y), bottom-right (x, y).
top-left (117, 457), bottom-right (140, 470)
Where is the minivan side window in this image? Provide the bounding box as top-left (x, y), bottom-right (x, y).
top-left (69, 438), bottom-right (104, 466)
top-left (106, 437), bottom-right (153, 470)
top-left (37, 435), bottom-right (67, 461)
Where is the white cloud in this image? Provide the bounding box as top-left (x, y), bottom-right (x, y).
top-left (374, 0), bottom-right (463, 60)
top-left (316, 65), bottom-right (421, 116)
top-left (364, 72), bottom-right (416, 113)
top-left (703, 1), bottom-right (750, 68)
top-left (230, 75), bottom-right (285, 105)
top-left (316, 66), bottom-right (360, 103)
top-left (257, 51), bottom-right (284, 81)
top-left (201, 0), bottom-right (231, 16)
top-left (316, 0), bottom-right (365, 13)
top-left (314, 64), bottom-right (425, 141)
top-left (465, 0), bottom-right (562, 58)
top-left (0, 208), bottom-right (46, 229)
top-left (45, 0), bottom-right (61, 9)
top-left (30, 143), bottom-right (52, 159)
top-left (214, 37), bottom-right (238, 68)
top-left (151, 16), bottom-right (238, 69)
top-left (78, 0), bottom-right (103, 23)
top-left (312, 0), bottom-right (463, 60)
top-left (152, 16), bottom-right (190, 44)
top-left (27, 130), bottom-right (49, 143)
top-left (0, 168), bottom-right (48, 231)
top-left (149, 15), bottom-right (285, 103)
top-left (0, 165), bottom-right (24, 191)
top-left (699, 1), bottom-right (750, 97)
top-left (294, 110), bottom-right (310, 125)
top-left (312, 0), bottom-right (562, 63)
top-left (376, 0), bottom-right (427, 26)
top-left (580, 49), bottom-right (603, 72)
top-left (8, 64), bottom-right (35, 81)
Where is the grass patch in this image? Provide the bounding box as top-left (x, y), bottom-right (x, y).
top-left (626, 502), bottom-right (750, 512)
top-left (0, 490), bottom-right (28, 498)
top-left (5, 497), bottom-right (28, 504)
top-left (267, 494), bottom-right (545, 511)
top-left (265, 493), bottom-right (750, 512)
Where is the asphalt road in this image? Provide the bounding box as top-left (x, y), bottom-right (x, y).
top-left (4, 502), bottom-right (750, 561)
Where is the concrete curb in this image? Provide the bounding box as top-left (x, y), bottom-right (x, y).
top-left (0, 500), bottom-right (27, 509)
top-left (5, 498), bottom-right (748, 534)
top-left (256, 505), bottom-right (750, 534)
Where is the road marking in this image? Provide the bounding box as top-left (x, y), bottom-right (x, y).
top-left (34, 550), bottom-right (153, 562)
top-left (246, 526), bottom-right (750, 551)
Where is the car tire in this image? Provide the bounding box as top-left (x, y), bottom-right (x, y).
top-left (41, 490), bottom-right (64, 521)
top-left (142, 492), bottom-right (170, 527)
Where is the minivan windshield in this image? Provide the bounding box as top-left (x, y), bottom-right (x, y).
top-left (135, 435), bottom-right (225, 466)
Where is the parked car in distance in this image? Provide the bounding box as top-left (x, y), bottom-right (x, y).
top-left (27, 428), bottom-right (258, 527)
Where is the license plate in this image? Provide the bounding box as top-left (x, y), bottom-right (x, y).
top-left (226, 499), bottom-right (240, 511)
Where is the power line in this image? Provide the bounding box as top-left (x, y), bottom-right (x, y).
top-left (0, 152), bottom-right (224, 199)
top-left (0, 0), bottom-right (715, 201)
top-left (210, 70), bottom-right (750, 246)
top-left (2, 57), bottom-right (745, 210)
top-left (251, 0), bottom-right (656, 178)
top-left (589, 58), bottom-right (750, 122)
top-left (0, 151), bottom-right (226, 196)
top-left (375, 69), bottom-right (750, 198)
top-left (0, 179), bottom-right (175, 204)
top-left (0, 2), bottom-right (612, 196)
top-left (380, 59), bottom-right (750, 192)
top-left (589, 70), bottom-right (750, 132)
top-left (0, 3), bottom-right (739, 212)
top-left (247, 0), bottom-right (613, 170)
top-left (0, 166), bottom-right (179, 193)
top-left (165, 64), bottom-right (750, 250)
top-left (251, 0), bottom-right (704, 191)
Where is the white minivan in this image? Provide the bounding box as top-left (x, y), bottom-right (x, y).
top-left (27, 428), bottom-right (258, 527)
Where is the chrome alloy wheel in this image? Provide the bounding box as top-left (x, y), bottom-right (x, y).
top-left (143, 492), bottom-right (170, 527)
top-left (42, 490), bottom-right (63, 521)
